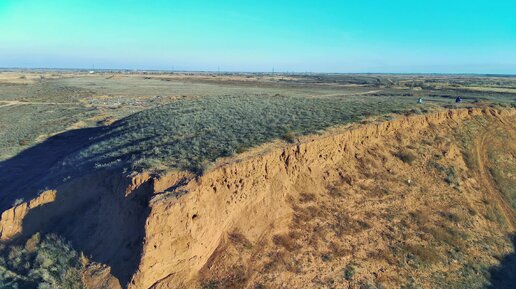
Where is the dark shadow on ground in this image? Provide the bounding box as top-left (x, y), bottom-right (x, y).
top-left (486, 234), bottom-right (516, 289)
top-left (19, 174), bottom-right (152, 288)
top-left (0, 126), bottom-right (106, 211)
top-left (0, 124), bottom-right (152, 288)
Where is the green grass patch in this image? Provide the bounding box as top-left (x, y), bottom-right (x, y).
top-left (65, 95), bottom-right (413, 173)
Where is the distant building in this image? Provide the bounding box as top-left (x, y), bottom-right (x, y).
top-left (89, 71), bottom-right (95, 74)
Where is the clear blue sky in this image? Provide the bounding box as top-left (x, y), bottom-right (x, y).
top-left (0, 0), bottom-right (515, 73)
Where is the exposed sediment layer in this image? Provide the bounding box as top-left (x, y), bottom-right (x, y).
top-left (130, 107), bottom-right (515, 289)
top-left (1, 107), bottom-right (514, 289)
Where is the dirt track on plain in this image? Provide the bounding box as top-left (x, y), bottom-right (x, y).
top-left (474, 121), bottom-right (516, 230)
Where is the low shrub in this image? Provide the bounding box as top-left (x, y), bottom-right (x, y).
top-left (404, 244), bottom-right (441, 266)
top-left (281, 131), bottom-right (297, 143)
top-left (395, 150), bottom-right (417, 164)
top-left (0, 233), bottom-right (86, 289)
top-left (343, 263), bottom-right (356, 280)
top-left (272, 234), bottom-right (299, 252)
top-left (444, 166), bottom-right (460, 186)
top-left (11, 198), bottom-right (24, 207)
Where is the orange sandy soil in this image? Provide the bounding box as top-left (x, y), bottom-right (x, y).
top-left (1, 107), bottom-right (514, 289)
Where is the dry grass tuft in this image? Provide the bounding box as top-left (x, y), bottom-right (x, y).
top-left (404, 244), bottom-right (441, 265)
top-left (395, 149), bottom-right (417, 164)
top-left (228, 232), bottom-right (253, 250)
top-left (272, 234), bottom-right (299, 252)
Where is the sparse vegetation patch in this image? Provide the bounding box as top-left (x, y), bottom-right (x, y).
top-left (65, 95), bottom-right (413, 173)
top-left (0, 233), bottom-right (86, 289)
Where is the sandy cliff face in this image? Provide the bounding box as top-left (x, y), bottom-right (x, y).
top-left (129, 108), bottom-right (515, 289)
top-left (1, 108), bottom-right (514, 289)
top-left (0, 190), bottom-right (57, 240)
top-left (0, 170), bottom-right (154, 288)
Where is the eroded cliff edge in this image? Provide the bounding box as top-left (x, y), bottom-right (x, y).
top-left (1, 107), bottom-right (515, 289)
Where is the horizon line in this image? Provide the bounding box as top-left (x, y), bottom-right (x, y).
top-left (1, 66), bottom-right (515, 77)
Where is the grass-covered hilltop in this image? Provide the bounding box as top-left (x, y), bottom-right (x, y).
top-left (1, 72), bottom-right (515, 205)
top-left (67, 94), bottom-right (420, 174)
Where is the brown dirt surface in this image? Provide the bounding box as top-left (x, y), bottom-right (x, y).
top-left (473, 122), bottom-right (516, 229)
